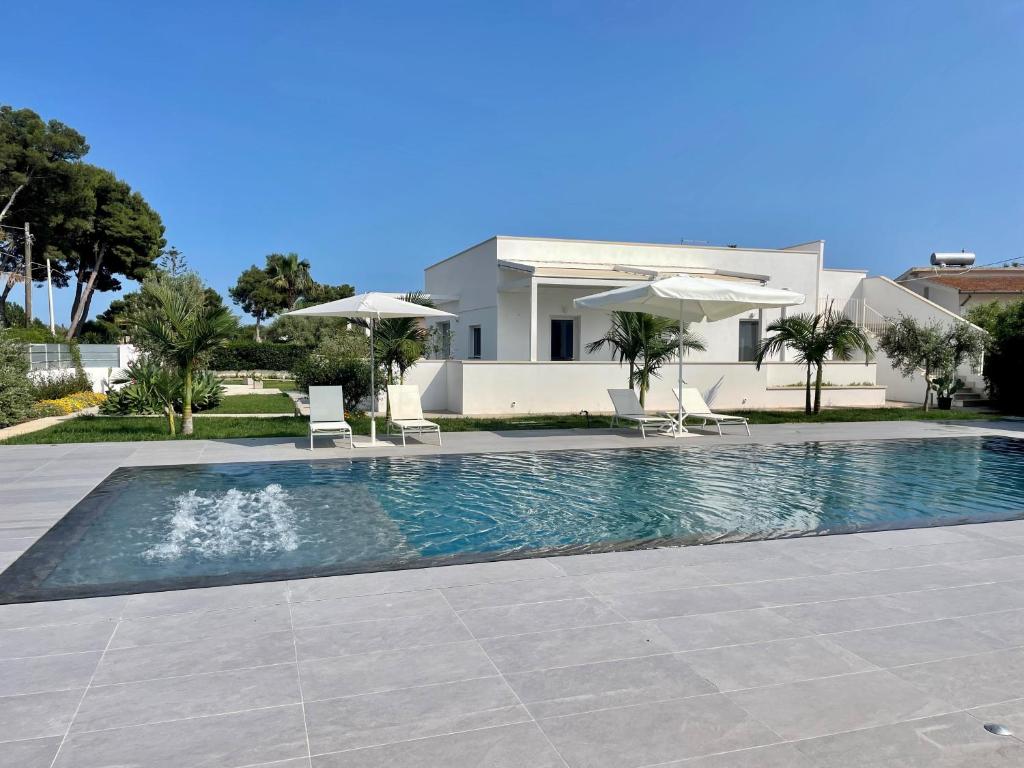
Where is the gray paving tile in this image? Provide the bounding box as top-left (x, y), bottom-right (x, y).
top-left (538, 694), bottom-right (778, 768)
top-left (950, 553), bottom-right (1024, 583)
top-left (668, 743), bottom-right (814, 767)
top-left (886, 582), bottom-right (1024, 620)
top-left (649, 607), bottom-right (805, 651)
top-left (0, 596), bottom-right (125, 629)
top-left (121, 582), bottom-right (290, 617)
top-left (295, 611), bottom-right (470, 661)
top-left (958, 608), bottom-right (1024, 646)
top-left (110, 604), bottom-right (292, 648)
top-left (578, 564), bottom-right (715, 595)
top-left (681, 635), bottom-right (874, 691)
top-left (958, 520), bottom-right (1024, 540)
top-left (52, 703), bottom-right (308, 768)
top-left (0, 620), bottom-right (115, 659)
top-left (304, 676), bottom-right (527, 754)
top-left (288, 559), bottom-right (563, 602)
top-left (775, 594), bottom-right (936, 634)
top-left (299, 640), bottom-right (495, 700)
top-left (0, 735), bottom-right (62, 768)
top-left (458, 597), bottom-right (622, 638)
top-left (600, 585), bottom-right (758, 620)
top-left (786, 546), bottom-right (932, 574)
top-left (828, 618), bottom-right (1008, 667)
top-left (693, 556), bottom-right (828, 584)
top-left (0, 651), bottom-right (101, 696)
top-left (892, 647), bottom-right (1024, 709)
top-left (289, 589), bottom-right (452, 629)
top-left (506, 653), bottom-right (716, 718)
top-left (71, 663), bottom-right (301, 734)
top-left (722, 574), bottom-right (865, 607)
top-left (548, 547), bottom-right (711, 576)
top-left (442, 576), bottom-right (589, 611)
top-left (0, 688), bottom-right (82, 742)
top-left (897, 538), bottom-right (1024, 566)
top-left (0, 536), bottom-right (35, 552)
top-left (728, 669), bottom-right (954, 740)
top-left (854, 527), bottom-right (978, 547)
top-left (93, 629), bottom-right (296, 685)
top-left (480, 622), bottom-right (669, 673)
top-left (311, 721), bottom-right (563, 768)
top-left (792, 711), bottom-right (1024, 767)
top-left (968, 697), bottom-right (1024, 737)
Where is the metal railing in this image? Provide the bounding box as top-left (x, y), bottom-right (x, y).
top-left (817, 297), bottom-right (890, 336)
top-left (27, 344), bottom-right (120, 371)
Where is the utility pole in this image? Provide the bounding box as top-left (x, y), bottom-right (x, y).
top-left (46, 257), bottom-right (55, 334)
top-left (23, 222), bottom-right (31, 328)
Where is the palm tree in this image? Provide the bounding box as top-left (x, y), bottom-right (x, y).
top-left (131, 274), bottom-right (238, 435)
top-left (374, 293), bottom-right (433, 385)
top-left (587, 311), bottom-right (706, 406)
top-left (754, 307), bottom-right (872, 415)
top-left (266, 253), bottom-right (312, 310)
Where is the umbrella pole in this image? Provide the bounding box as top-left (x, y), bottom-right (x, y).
top-left (677, 304), bottom-right (684, 436)
top-left (369, 317), bottom-right (377, 445)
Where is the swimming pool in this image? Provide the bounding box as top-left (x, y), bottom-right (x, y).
top-left (2, 436), bottom-right (1023, 602)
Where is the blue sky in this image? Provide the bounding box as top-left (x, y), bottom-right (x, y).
top-left (6, 0), bottom-right (1024, 325)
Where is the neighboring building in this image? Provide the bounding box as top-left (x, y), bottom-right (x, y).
top-left (895, 265), bottom-right (1024, 316)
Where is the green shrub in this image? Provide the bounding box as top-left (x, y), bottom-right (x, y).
top-left (292, 337), bottom-right (374, 412)
top-left (209, 342), bottom-right (311, 372)
top-left (0, 330), bottom-right (34, 427)
top-left (967, 299), bottom-right (1024, 413)
top-left (30, 368), bottom-right (93, 400)
top-left (102, 357), bottom-right (224, 415)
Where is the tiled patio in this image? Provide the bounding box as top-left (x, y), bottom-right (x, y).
top-left (1, 420), bottom-right (1023, 767)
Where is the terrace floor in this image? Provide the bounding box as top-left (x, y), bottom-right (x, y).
top-left (1, 419), bottom-right (1023, 767)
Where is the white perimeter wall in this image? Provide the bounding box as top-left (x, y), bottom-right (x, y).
top-left (403, 360), bottom-right (882, 415)
top-left (29, 345), bottom-right (139, 393)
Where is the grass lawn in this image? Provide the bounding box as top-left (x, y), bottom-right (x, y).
top-left (202, 393), bottom-right (297, 414)
top-left (1, 407), bottom-right (997, 445)
top-left (220, 379), bottom-right (297, 390)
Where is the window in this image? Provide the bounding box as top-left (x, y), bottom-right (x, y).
top-left (469, 325), bottom-right (482, 359)
top-left (436, 321), bottom-right (451, 358)
top-left (550, 318), bottom-right (576, 361)
top-left (738, 319), bottom-right (760, 362)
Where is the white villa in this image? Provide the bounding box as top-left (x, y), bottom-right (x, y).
top-left (402, 236), bottom-right (981, 415)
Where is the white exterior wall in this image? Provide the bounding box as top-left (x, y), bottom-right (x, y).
top-left (861, 276), bottom-right (986, 403)
top-left (453, 360), bottom-right (881, 415)
top-left (424, 239), bottom-right (499, 360)
top-left (28, 344), bottom-right (139, 393)
top-left (819, 268), bottom-right (866, 307)
top-left (482, 237), bottom-right (824, 363)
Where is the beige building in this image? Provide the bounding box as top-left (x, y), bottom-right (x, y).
top-left (895, 266), bottom-right (1024, 316)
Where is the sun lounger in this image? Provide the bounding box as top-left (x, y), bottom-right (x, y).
top-left (308, 385), bottom-right (353, 449)
top-left (607, 388), bottom-right (676, 438)
top-left (673, 386), bottom-right (750, 436)
top-left (387, 384), bottom-right (442, 446)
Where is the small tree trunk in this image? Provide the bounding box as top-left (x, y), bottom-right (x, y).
top-left (923, 364), bottom-right (931, 412)
top-left (166, 406), bottom-right (176, 436)
top-left (67, 246), bottom-right (105, 339)
top-left (181, 363), bottom-right (194, 436)
top-left (254, 318), bottom-right (262, 343)
top-left (813, 363), bottom-right (824, 414)
top-left (804, 364), bottom-right (812, 415)
top-left (628, 361), bottom-right (635, 393)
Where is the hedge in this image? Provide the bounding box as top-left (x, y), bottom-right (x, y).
top-left (210, 343), bottom-right (312, 372)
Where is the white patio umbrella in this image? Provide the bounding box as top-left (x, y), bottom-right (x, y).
top-left (575, 275), bottom-right (805, 435)
top-left (285, 293), bottom-right (456, 446)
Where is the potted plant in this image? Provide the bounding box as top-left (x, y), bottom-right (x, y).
top-left (930, 370), bottom-right (963, 410)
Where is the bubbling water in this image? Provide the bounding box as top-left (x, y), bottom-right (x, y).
top-left (144, 483), bottom-right (299, 561)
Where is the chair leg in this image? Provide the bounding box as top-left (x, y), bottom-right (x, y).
top-left (639, 422), bottom-right (646, 439)
top-left (348, 430), bottom-right (354, 449)
top-left (744, 421), bottom-right (751, 436)
top-left (310, 431), bottom-right (314, 450)
top-left (437, 428), bottom-right (442, 446)
top-left (401, 429), bottom-right (406, 447)
top-left (717, 421), bottom-right (723, 436)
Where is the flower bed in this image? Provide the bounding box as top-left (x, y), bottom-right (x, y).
top-left (32, 391), bottom-right (107, 418)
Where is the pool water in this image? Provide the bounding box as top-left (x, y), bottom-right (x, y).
top-left (2, 436), bottom-right (1023, 601)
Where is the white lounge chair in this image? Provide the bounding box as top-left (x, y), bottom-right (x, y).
top-left (673, 386), bottom-right (750, 436)
top-left (387, 384), bottom-right (441, 446)
top-left (607, 389), bottom-right (676, 438)
top-left (307, 386), bottom-right (353, 449)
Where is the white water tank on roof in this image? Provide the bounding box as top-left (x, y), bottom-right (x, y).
top-left (931, 251), bottom-right (976, 267)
